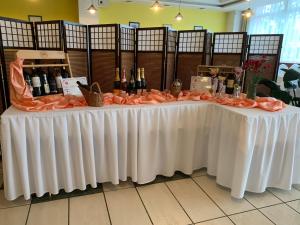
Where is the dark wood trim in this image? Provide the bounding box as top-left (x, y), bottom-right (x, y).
top-left (0, 28), bottom-right (9, 109)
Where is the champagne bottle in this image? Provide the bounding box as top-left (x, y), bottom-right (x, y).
top-left (48, 69), bottom-right (58, 94)
top-left (225, 73), bottom-right (235, 95)
top-left (31, 67), bottom-right (42, 97)
top-left (113, 67), bottom-right (121, 95)
top-left (136, 68), bottom-right (142, 95)
top-left (55, 68), bottom-right (63, 93)
top-left (141, 68), bottom-right (147, 93)
top-left (121, 68), bottom-right (127, 94)
top-left (40, 70), bottom-right (50, 95)
top-left (128, 69), bottom-right (136, 95)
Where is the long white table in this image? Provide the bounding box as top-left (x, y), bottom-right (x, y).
top-left (1, 101), bottom-right (300, 200)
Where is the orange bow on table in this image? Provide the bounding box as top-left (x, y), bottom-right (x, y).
top-left (9, 58), bottom-right (286, 112)
top-left (9, 58), bottom-right (87, 112)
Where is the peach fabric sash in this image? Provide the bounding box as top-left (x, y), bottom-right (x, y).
top-left (103, 90), bottom-right (286, 112)
top-left (9, 58), bottom-right (285, 112)
top-left (9, 58), bottom-right (87, 112)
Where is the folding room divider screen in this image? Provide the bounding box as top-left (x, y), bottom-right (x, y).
top-left (211, 32), bottom-right (247, 67)
top-left (176, 30), bottom-right (208, 90)
top-left (136, 27), bottom-right (168, 90)
top-left (0, 28), bottom-right (7, 112)
top-left (244, 34), bottom-right (284, 95)
top-left (0, 17), bottom-right (36, 111)
top-left (119, 25), bottom-right (135, 80)
top-left (165, 29), bottom-right (177, 90)
top-left (205, 32), bottom-right (213, 66)
top-left (89, 24), bottom-right (119, 93)
top-left (63, 21), bottom-right (89, 80)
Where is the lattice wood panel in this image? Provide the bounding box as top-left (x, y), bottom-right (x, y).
top-left (137, 28), bottom-right (165, 52)
top-left (212, 32), bottom-right (247, 66)
top-left (89, 24), bottom-right (117, 50)
top-left (120, 26), bottom-right (135, 52)
top-left (178, 30), bottom-right (206, 53)
top-left (35, 21), bottom-right (63, 50)
top-left (0, 17), bottom-right (35, 49)
top-left (64, 22), bottom-right (88, 50)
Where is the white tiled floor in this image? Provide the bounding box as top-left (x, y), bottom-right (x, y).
top-left (0, 173), bottom-right (300, 225)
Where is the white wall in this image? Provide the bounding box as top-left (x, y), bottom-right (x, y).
top-left (227, 11), bottom-right (242, 32)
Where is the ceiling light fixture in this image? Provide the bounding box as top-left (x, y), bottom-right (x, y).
top-left (87, 1), bottom-right (97, 14)
top-left (175, 0), bottom-right (183, 21)
top-left (242, 8), bottom-right (254, 18)
top-left (151, 0), bottom-right (162, 11)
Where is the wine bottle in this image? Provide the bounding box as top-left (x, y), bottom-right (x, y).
top-left (48, 69), bottom-right (58, 94)
top-left (128, 69), bottom-right (136, 95)
top-left (121, 68), bottom-right (127, 95)
top-left (55, 68), bottom-right (63, 93)
top-left (225, 73), bottom-right (235, 95)
top-left (136, 68), bottom-right (142, 95)
top-left (40, 70), bottom-right (50, 95)
top-left (61, 66), bottom-right (69, 78)
top-left (31, 67), bottom-right (42, 97)
top-left (113, 68), bottom-right (121, 95)
top-left (141, 68), bottom-right (147, 93)
top-left (23, 70), bottom-right (33, 93)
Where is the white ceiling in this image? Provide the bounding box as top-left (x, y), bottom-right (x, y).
top-left (111, 0), bottom-right (251, 11)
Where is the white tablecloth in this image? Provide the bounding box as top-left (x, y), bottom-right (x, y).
top-left (1, 102), bottom-right (300, 200)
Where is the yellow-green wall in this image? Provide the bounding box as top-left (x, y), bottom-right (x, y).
top-left (0, 0), bottom-right (79, 22)
top-left (100, 2), bottom-right (228, 32)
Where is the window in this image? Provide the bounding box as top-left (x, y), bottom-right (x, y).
top-left (248, 0), bottom-right (300, 63)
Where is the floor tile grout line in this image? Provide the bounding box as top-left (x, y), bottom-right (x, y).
top-left (135, 187), bottom-right (154, 225)
top-left (164, 182), bottom-right (193, 224)
top-left (243, 193), bottom-right (276, 225)
top-left (190, 178), bottom-right (236, 225)
top-left (266, 189), bottom-right (288, 202)
top-left (102, 186), bottom-right (135, 193)
top-left (285, 202), bottom-right (300, 215)
top-left (24, 202), bottom-right (32, 225)
top-left (0, 203), bottom-right (31, 210)
top-left (102, 190), bottom-right (113, 225)
top-left (68, 198), bottom-right (70, 225)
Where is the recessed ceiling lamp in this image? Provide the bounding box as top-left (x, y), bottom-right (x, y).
top-left (151, 0), bottom-right (162, 11)
top-left (175, 0), bottom-right (183, 21)
top-left (87, 1), bottom-right (97, 14)
top-left (242, 8), bottom-right (254, 18)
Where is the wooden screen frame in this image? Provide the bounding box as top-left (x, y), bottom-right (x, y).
top-left (0, 28), bottom-right (9, 110)
top-left (119, 25), bottom-right (136, 78)
top-left (164, 29), bottom-right (177, 89)
top-left (88, 24), bottom-right (119, 91)
top-left (35, 20), bottom-right (64, 51)
top-left (135, 27), bottom-right (167, 90)
top-left (63, 21), bottom-right (90, 82)
top-left (211, 32), bottom-right (248, 66)
top-left (175, 29), bottom-right (208, 89)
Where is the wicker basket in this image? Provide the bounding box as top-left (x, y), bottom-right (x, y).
top-left (79, 82), bottom-right (104, 107)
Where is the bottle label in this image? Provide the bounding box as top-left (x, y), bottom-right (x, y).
top-left (55, 76), bottom-right (62, 88)
top-left (32, 77), bottom-right (41, 87)
top-left (137, 89), bottom-right (142, 95)
top-left (227, 80), bottom-right (234, 88)
top-left (113, 89), bottom-right (120, 96)
top-left (44, 84), bottom-right (50, 94)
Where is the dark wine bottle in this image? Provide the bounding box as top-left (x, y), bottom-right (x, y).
top-left (141, 68), bottom-right (147, 93)
top-left (40, 70), bottom-right (50, 95)
top-left (128, 69), bottom-right (136, 95)
top-left (136, 68), bottom-right (142, 95)
top-left (48, 69), bottom-right (58, 94)
top-left (23, 70), bottom-right (33, 93)
top-left (113, 67), bottom-right (121, 95)
top-left (61, 66), bottom-right (69, 78)
top-left (31, 67), bottom-right (42, 97)
top-left (55, 69), bottom-right (63, 93)
top-left (225, 73), bottom-right (235, 95)
top-left (121, 68), bottom-right (127, 95)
